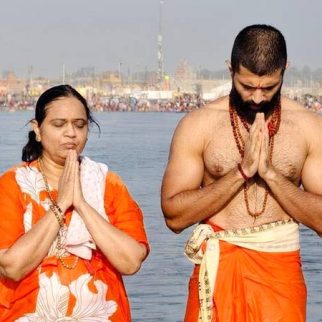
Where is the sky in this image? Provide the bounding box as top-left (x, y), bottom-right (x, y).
top-left (0, 0), bottom-right (321, 79)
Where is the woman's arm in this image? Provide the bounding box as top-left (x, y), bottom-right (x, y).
top-left (74, 201), bottom-right (147, 275)
top-left (73, 157), bottom-right (148, 275)
top-left (0, 207), bottom-right (60, 282)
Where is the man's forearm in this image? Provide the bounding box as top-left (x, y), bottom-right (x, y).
top-left (264, 169), bottom-right (322, 236)
top-left (162, 167), bottom-right (245, 232)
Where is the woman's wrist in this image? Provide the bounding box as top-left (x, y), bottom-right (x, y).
top-left (73, 198), bottom-right (88, 215)
top-left (55, 199), bottom-right (68, 214)
top-left (50, 204), bottom-right (64, 227)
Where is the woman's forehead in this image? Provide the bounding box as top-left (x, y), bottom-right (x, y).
top-left (45, 96), bottom-right (87, 119)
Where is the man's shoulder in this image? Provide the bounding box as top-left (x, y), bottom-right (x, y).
top-left (173, 99), bottom-right (227, 141)
top-left (202, 95), bottom-right (228, 113)
top-left (179, 96), bottom-right (228, 125)
top-left (282, 96), bottom-right (322, 121)
top-left (282, 97), bottom-right (322, 146)
top-left (282, 96), bottom-right (305, 111)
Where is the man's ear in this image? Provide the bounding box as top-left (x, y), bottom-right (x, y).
top-left (31, 120), bottom-right (41, 142)
top-left (285, 60), bottom-right (290, 70)
top-left (225, 60), bottom-right (233, 76)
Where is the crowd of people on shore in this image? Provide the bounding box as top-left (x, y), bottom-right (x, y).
top-left (294, 94), bottom-right (322, 113)
top-left (0, 92), bottom-right (321, 114)
top-left (86, 93), bottom-right (205, 112)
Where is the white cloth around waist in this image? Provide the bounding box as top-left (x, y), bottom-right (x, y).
top-left (184, 219), bottom-right (300, 322)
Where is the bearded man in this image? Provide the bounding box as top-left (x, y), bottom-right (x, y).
top-left (161, 24), bottom-right (322, 322)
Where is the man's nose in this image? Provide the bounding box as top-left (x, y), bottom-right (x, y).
top-left (251, 89), bottom-right (265, 104)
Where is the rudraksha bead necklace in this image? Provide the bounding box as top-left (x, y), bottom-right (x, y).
top-left (229, 100), bottom-right (281, 218)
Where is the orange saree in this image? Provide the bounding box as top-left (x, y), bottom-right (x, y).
top-left (0, 161), bottom-right (149, 322)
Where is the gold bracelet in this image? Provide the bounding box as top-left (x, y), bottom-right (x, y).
top-left (50, 204), bottom-right (64, 227)
top-left (52, 203), bottom-right (65, 224)
top-left (54, 203), bottom-right (63, 215)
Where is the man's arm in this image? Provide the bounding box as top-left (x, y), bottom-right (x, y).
top-left (161, 110), bottom-right (261, 233)
top-left (260, 114), bottom-right (322, 236)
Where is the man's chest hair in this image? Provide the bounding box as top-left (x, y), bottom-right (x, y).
top-left (204, 122), bottom-right (307, 182)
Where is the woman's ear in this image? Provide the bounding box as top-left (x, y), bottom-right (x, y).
top-left (31, 120), bottom-right (41, 142)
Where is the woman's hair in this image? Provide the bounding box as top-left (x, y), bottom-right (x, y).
top-left (22, 84), bottom-right (100, 162)
top-left (231, 24), bottom-right (287, 76)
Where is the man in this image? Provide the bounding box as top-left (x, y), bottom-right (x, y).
top-left (161, 24), bottom-right (322, 322)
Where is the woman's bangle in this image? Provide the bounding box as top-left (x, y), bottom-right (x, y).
top-left (53, 203), bottom-right (63, 215)
top-left (237, 163), bottom-right (250, 181)
top-left (50, 204), bottom-right (64, 227)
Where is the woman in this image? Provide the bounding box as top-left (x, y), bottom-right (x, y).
top-left (0, 85), bottom-right (149, 321)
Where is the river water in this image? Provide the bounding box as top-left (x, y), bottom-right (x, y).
top-left (0, 111), bottom-right (321, 322)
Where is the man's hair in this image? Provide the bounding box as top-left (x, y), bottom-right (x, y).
top-left (230, 24), bottom-right (287, 75)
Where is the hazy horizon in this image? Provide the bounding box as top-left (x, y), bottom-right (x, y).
top-left (1, 0), bottom-right (321, 79)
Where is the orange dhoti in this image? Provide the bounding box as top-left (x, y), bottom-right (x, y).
top-left (184, 220), bottom-right (307, 322)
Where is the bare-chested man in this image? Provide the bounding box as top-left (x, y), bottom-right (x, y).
top-left (161, 24), bottom-right (322, 322)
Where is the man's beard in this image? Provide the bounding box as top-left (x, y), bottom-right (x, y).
top-left (229, 84), bottom-right (281, 124)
